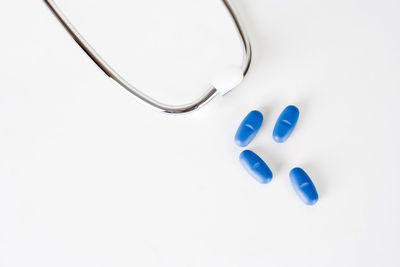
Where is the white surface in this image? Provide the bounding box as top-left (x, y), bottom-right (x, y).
top-left (1, 0), bottom-right (400, 266)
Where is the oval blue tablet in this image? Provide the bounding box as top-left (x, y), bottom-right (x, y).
top-left (239, 150), bottom-right (273, 184)
top-left (289, 168), bottom-right (318, 205)
top-left (273, 105), bottom-right (300, 143)
top-left (235, 110), bottom-right (263, 147)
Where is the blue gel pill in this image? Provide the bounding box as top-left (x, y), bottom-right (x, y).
top-left (273, 105), bottom-right (300, 143)
top-left (289, 168), bottom-right (318, 205)
top-left (239, 150), bottom-right (273, 184)
top-left (235, 110), bottom-right (263, 147)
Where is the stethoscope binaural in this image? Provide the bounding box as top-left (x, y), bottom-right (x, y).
top-left (44, 0), bottom-right (252, 114)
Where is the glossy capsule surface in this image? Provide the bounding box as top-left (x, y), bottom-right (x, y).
top-left (239, 150), bottom-right (273, 184)
top-left (289, 168), bottom-right (318, 205)
top-left (273, 105), bottom-right (300, 143)
top-left (235, 110), bottom-right (263, 147)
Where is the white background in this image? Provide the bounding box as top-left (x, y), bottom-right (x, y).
top-left (1, 0), bottom-right (400, 266)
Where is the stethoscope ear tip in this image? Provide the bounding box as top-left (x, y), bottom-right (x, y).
top-left (212, 65), bottom-right (244, 96)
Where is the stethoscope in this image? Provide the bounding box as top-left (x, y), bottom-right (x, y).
top-left (44, 0), bottom-right (252, 114)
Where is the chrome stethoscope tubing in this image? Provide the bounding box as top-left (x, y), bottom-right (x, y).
top-left (43, 0), bottom-right (252, 114)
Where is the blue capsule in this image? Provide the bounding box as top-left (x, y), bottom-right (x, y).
top-left (235, 110), bottom-right (263, 147)
top-left (273, 105), bottom-right (300, 143)
top-left (239, 150), bottom-right (273, 184)
top-left (289, 168), bottom-right (318, 205)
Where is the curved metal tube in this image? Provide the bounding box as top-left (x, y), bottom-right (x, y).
top-left (43, 0), bottom-right (252, 113)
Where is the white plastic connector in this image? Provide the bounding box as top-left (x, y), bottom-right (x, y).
top-left (212, 65), bottom-right (244, 95)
